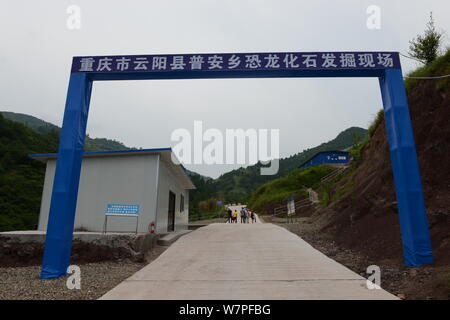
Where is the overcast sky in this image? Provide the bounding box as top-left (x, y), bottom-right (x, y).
top-left (1, 1), bottom-right (449, 178)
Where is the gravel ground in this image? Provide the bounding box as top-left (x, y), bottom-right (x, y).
top-left (0, 245), bottom-right (167, 300)
top-left (269, 217), bottom-right (450, 300)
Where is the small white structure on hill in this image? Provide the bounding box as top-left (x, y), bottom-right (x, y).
top-left (30, 148), bottom-right (195, 233)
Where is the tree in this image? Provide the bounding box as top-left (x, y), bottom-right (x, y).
top-left (409, 12), bottom-right (444, 65)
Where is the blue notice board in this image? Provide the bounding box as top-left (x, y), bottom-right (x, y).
top-left (106, 204), bottom-right (140, 216)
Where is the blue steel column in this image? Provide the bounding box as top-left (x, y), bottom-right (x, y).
top-left (40, 73), bottom-right (93, 278)
top-left (379, 68), bottom-right (433, 266)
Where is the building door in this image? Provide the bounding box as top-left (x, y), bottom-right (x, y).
top-left (167, 191), bottom-right (176, 232)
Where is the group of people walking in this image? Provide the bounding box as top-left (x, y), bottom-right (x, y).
top-left (226, 206), bottom-right (256, 223)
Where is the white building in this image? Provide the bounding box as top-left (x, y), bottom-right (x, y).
top-left (30, 148), bottom-right (195, 233)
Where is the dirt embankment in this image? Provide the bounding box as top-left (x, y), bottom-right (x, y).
top-left (279, 69), bottom-right (450, 299)
top-left (0, 242), bottom-right (144, 267)
top-left (316, 76), bottom-right (450, 264)
top-left (0, 233), bottom-right (160, 267)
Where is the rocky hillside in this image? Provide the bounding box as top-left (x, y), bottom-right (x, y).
top-left (285, 50), bottom-right (450, 299)
top-left (311, 51), bottom-right (450, 264)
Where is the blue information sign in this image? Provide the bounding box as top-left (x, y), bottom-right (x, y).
top-left (106, 204), bottom-right (140, 216)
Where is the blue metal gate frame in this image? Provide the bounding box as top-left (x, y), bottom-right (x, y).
top-left (40, 52), bottom-right (433, 278)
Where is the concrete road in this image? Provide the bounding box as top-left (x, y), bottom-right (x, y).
top-left (100, 222), bottom-right (397, 300)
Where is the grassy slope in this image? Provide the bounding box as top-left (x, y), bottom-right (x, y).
top-left (248, 165), bottom-right (334, 212)
top-left (404, 49), bottom-right (450, 92)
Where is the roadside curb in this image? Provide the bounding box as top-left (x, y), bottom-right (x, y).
top-left (157, 230), bottom-right (192, 246)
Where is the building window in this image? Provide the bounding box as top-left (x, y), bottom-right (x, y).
top-left (180, 194), bottom-right (185, 213)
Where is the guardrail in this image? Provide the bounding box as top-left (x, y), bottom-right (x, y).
top-left (307, 188), bottom-right (319, 203)
top-left (320, 166), bottom-right (349, 183)
top-left (270, 165), bottom-right (350, 220)
top-left (273, 198), bottom-right (312, 216)
top-left (189, 210), bottom-right (224, 222)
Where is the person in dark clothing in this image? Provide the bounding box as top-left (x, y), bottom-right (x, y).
top-left (226, 208), bottom-right (232, 223)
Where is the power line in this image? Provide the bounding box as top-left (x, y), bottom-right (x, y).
top-left (399, 53), bottom-right (450, 79)
top-left (404, 74), bottom-right (450, 79)
top-left (399, 52), bottom-right (425, 64)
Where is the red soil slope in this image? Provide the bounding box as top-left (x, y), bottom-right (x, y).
top-left (312, 74), bottom-right (449, 266)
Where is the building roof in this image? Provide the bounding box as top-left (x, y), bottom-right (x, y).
top-left (29, 147), bottom-right (196, 190)
top-left (298, 150), bottom-right (349, 168)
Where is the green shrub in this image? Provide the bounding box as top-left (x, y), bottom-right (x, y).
top-left (350, 109), bottom-right (384, 163)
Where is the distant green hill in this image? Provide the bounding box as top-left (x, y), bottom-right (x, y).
top-left (190, 126), bottom-right (368, 209)
top-left (0, 114), bottom-right (59, 231)
top-left (0, 111), bottom-right (131, 231)
top-left (0, 111), bottom-right (367, 227)
top-left (0, 111), bottom-right (215, 230)
top-left (272, 126), bottom-right (367, 176)
top-left (185, 169), bottom-right (212, 182)
top-left (1, 111), bottom-right (129, 152)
